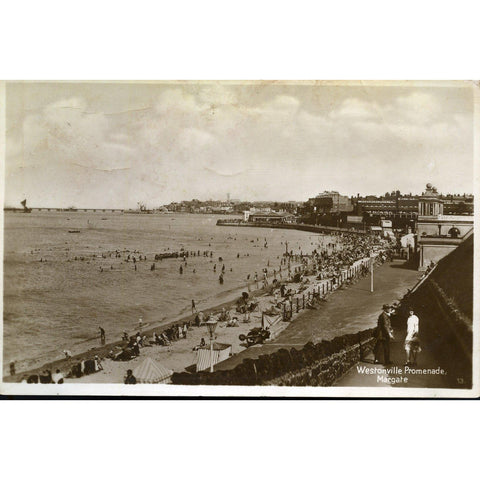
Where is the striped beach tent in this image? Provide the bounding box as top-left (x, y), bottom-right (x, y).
top-left (133, 357), bottom-right (173, 384)
top-left (196, 342), bottom-right (232, 372)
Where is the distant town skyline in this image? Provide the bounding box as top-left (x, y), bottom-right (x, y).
top-left (5, 186), bottom-right (474, 211)
top-left (4, 81), bottom-right (474, 209)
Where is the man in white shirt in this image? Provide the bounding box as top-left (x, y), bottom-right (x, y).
top-left (405, 309), bottom-right (420, 366)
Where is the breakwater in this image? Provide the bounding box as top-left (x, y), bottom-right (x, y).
top-left (216, 219), bottom-right (367, 235)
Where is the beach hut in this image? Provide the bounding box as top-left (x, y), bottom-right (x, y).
top-left (196, 342), bottom-right (232, 372)
top-left (133, 357), bottom-right (173, 384)
top-left (369, 226), bottom-right (383, 237)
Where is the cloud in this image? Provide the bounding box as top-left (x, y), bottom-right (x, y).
top-left (331, 97), bottom-right (380, 121)
top-left (393, 91), bottom-right (442, 124)
top-left (16, 97), bottom-right (127, 171)
top-left (5, 84), bottom-right (473, 207)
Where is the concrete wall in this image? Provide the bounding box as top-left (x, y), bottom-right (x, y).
top-left (417, 220), bottom-right (473, 237)
top-left (419, 243), bottom-right (457, 271)
top-left (264, 339), bottom-right (376, 387)
top-left (171, 328), bottom-right (376, 386)
top-left (393, 279), bottom-right (472, 388)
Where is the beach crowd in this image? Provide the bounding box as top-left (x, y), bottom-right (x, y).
top-left (12, 230), bottom-right (395, 382)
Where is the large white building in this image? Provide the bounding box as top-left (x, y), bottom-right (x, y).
top-left (416, 184), bottom-right (473, 270)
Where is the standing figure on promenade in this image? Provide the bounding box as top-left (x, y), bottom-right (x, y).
top-left (404, 308), bottom-right (420, 366)
top-left (373, 304), bottom-right (394, 365)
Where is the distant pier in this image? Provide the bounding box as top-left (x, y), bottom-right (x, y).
top-left (4, 207), bottom-right (126, 213)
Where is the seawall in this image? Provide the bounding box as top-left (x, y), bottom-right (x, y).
top-left (171, 328), bottom-right (377, 386)
top-left (216, 220), bottom-right (367, 235)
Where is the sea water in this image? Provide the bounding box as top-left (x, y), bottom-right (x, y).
top-left (3, 212), bottom-right (331, 374)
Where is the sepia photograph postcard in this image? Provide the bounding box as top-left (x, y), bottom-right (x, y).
top-left (0, 80), bottom-right (478, 397)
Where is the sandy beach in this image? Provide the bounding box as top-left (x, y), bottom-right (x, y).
top-left (3, 211), bottom-right (331, 375)
top-left (3, 215), bottom-right (397, 385)
top-left (65, 255), bottom-right (377, 384)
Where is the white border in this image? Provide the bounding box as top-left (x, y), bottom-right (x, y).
top-left (1, 80), bottom-right (479, 398)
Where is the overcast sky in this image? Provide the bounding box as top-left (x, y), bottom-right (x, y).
top-left (4, 81), bottom-right (474, 209)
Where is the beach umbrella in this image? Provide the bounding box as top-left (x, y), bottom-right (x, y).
top-left (133, 357), bottom-right (173, 384)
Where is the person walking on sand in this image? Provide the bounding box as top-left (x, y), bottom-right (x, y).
top-left (373, 305), bottom-right (394, 365)
top-left (99, 326), bottom-right (106, 345)
top-left (192, 299), bottom-right (197, 314)
top-left (405, 308), bottom-right (420, 366)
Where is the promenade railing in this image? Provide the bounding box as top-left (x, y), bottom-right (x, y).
top-left (265, 254), bottom-right (381, 324)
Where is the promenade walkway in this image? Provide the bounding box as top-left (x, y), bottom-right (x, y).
top-left (217, 259), bottom-right (420, 371)
top-left (335, 321), bottom-right (457, 389)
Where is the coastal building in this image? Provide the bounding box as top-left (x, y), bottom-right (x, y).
top-left (380, 219), bottom-right (395, 240)
top-left (244, 207), bottom-right (271, 221)
top-left (355, 185), bottom-right (474, 220)
top-left (369, 225), bottom-right (383, 236)
top-left (345, 215), bottom-right (365, 230)
top-left (418, 183), bottom-right (443, 216)
top-left (356, 195), bottom-right (418, 219)
top-left (307, 191), bottom-right (353, 215)
top-left (210, 206), bottom-right (234, 214)
top-left (415, 184), bottom-right (474, 270)
top-left (441, 193), bottom-right (474, 215)
top-left (244, 208), bottom-right (296, 224)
